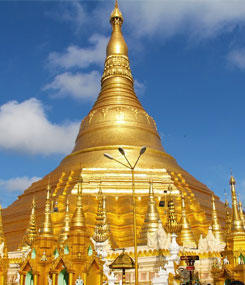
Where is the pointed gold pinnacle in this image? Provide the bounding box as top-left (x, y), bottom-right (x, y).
top-left (21, 198), bottom-right (37, 249)
top-left (93, 187), bottom-right (109, 243)
top-left (59, 199), bottom-right (71, 244)
top-left (178, 194), bottom-right (196, 247)
top-left (164, 186), bottom-right (181, 234)
top-left (70, 177), bottom-right (86, 233)
top-left (225, 198), bottom-right (232, 236)
top-left (229, 175), bottom-right (245, 233)
top-left (143, 182), bottom-right (160, 233)
top-left (211, 194), bottom-right (225, 243)
top-left (39, 180), bottom-right (54, 237)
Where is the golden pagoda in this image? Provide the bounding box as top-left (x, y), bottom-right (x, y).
top-left (3, 0), bottom-right (244, 284)
top-left (2, 0), bottom-right (227, 253)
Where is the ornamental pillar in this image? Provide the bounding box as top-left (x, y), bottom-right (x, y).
top-left (20, 274), bottom-right (25, 285)
top-left (33, 273), bottom-right (39, 285)
top-left (0, 274), bottom-right (4, 285)
top-left (68, 272), bottom-right (73, 285)
top-left (52, 273), bottom-right (57, 285)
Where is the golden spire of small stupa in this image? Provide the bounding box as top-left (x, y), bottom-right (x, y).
top-left (59, 199), bottom-right (71, 244)
top-left (93, 187), bottom-right (109, 243)
top-left (178, 194), bottom-right (196, 248)
top-left (229, 174), bottom-right (245, 233)
top-left (21, 198), bottom-right (37, 249)
top-left (144, 182), bottom-right (160, 232)
top-left (39, 180), bottom-right (54, 237)
top-left (164, 185), bottom-right (181, 234)
top-left (211, 194), bottom-right (225, 243)
top-left (238, 200), bottom-right (245, 229)
top-left (224, 194), bottom-right (232, 236)
top-left (70, 177), bottom-right (86, 233)
top-left (139, 182), bottom-right (160, 243)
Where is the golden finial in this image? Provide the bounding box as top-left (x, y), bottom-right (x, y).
top-left (93, 187), bottom-right (109, 243)
top-left (110, 0), bottom-right (124, 25)
top-left (164, 188), bottom-right (181, 234)
top-left (139, 182), bottom-right (160, 243)
top-left (106, 0), bottom-right (128, 58)
top-left (20, 198), bottom-right (37, 249)
top-left (178, 194), bottom-right (196, 248)
top-left (70, 176), bottom-right (86, 233)
top-left (39, 180), bottom-right (54, 237)
top-left (229, 174), bottom-right (245, 233)
top-left (211, 194), bottom-right (225, 243)
top-left (59, 199), bottom-right (71, 244)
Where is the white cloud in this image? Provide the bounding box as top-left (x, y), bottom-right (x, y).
top-left (122, 0), bottom-right (245, 40)
top-left (0, 98), bottom-right (79, 155)
top-left (134, 79), bottom-right (145, 96)
top-left (44, 71), bottom-right (100, 100)
top-left (61, 0), bottom-right (245, 40)
top-left (227, 49), bottom-right (245, 70)
top-left (59, 0), bottom-right (89, 33)
top-left (0, 176), bottom-right (41, 193)
top-left (48, 34), bottom-right (108, 70)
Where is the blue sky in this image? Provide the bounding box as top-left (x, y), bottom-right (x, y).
top-left (0, 0), bottom-right (245, 208)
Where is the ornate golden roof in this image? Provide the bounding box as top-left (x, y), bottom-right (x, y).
top-left (109, 250), bottom-right (135, 270)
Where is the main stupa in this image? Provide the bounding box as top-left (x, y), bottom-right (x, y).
top-left (3, 0), bottom-right (226, 252)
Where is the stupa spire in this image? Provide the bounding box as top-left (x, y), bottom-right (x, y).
top-left (178, 194), bottom-right (196, 248)
top-left (144, 182), bottom-right (160, 232)
top-left (139, 182), bottom-right (160, 243)
top-left (239, 200), bottom-right (245, 229)
top-left (106, 0), bottom-right (127, 57)
top-left (39, 180), bottom-right (54, 237)
top-left (229, 175), bottom-right (245, 233)
top-left (70, 177), bottom-right (86, 233)
top-left (59, 199), bottom-right (71, 244)
top-left (20, 198), bottom-right (37, 249)
top-left (224, 195), bottom-right (232, 237)
top-left (211, 194), bottom-right (225, 243)
top-left (93, 187), bottom-right (109, 243)
top-left (164, 185), bottom-right (181, 234)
